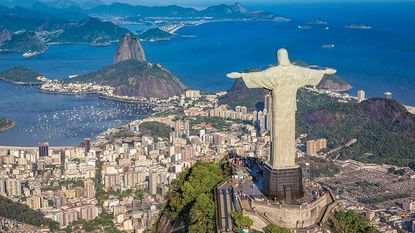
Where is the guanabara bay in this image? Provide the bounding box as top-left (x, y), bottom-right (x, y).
top-left (0, 0), bottom-right (415, 233)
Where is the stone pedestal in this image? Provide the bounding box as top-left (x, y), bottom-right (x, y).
top-left (262, 164), bottom-right (304, 201)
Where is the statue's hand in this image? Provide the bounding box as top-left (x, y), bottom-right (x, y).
top-left (324, 68), bottom-right (336, 75)
top-left (227, 72), bottom-right (243, 79)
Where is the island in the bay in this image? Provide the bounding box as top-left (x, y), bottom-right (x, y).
top-left (0, 117), bottom-right (15, 132)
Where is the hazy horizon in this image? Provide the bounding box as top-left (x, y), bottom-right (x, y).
top-left (100, 0), bottom-right (415, 7)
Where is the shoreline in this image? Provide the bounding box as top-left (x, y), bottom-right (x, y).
top-left (0, 79), bottom-right (42, 85)
top-left (48, 41), bottom-right (113, 46)
top-left (39, 89), bottom-right (98, 96)
top-left (98, 95), bottom-right (160, 106)
top-left (40, 89), bottom-right (160, 106)
top-left (165, 17), bottom-right (290, 34)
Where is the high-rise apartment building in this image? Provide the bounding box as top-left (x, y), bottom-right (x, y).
top-left (39, 142), bottom-right (49, 157)
top-left (84, 138), bottom-right (91, 155)
top-left (84, 179), bottom-right (96, 199)
top-left (357, 90), bottom-right (365, 103)
top-left (6, 178), bottom-right (22, 196)
top-left (306, 138), bottom-right (327, 155)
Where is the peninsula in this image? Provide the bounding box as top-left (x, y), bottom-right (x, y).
top-left (41, 33), bottom-right (186, 99)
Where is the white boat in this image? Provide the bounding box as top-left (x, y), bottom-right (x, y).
top-left (322, 44), bottom-right (335, 48)
top-left (69, 75), bottom-right (79, 79)
top-left (22, 50), bottom-right (45, 58)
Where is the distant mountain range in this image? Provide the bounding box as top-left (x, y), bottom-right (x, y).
top-left (0, 1), bottom-right (286, 21)
top-left (0, 0), bottom-right (104, 10)
top-left (0, 5), bottom-right (129, 54)
top-left (0, 1), bottom-right (287, 55)
top-left (87, 2), bottom-right (286, 21)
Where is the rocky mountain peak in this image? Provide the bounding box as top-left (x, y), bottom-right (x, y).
top-left (113, 33), bottom-right (145, 64)
top-left (233, 2), bottom-right (247, 14)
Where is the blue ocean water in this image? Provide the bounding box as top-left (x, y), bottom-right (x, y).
top-left (0, 2), bottom-right (414, 146)
top-left (0, 82), bottom-right (151, 146)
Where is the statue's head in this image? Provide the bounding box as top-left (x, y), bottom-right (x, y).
top-left (277, 48), bottom-right (290, 66)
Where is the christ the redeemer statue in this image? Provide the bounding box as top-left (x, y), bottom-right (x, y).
top-left (227, 48), bottom-right (336, 200)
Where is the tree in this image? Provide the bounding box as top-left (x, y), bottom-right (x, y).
top-left (155, 161), bottom-right (230, 233)
top-left (331, 210), bottom-right (378, 233)
top-left (134, 189), bottom-right (143, 200)
top-left (139, 121), bottom-right (171, 139)
top-left (0, 196), bottom-right (60, 230)
top-left (263, 224), bottom-right (291, 233)
top-left (232, 211), bottom-right (253, 229)
top-left (189, 194), bottom-right (215, 233)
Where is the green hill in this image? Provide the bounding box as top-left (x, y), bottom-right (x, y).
top-left (140, 28), bottom-right (175, 41)
top-left (220, 79), bottom-right (415, 167)
top-left (0, 66), bottom-right (43, 84)
top-left (219, 76), bottom-right (268, 111)
top-left (69, 59), bottom-right (186, 98)
top-left (297, 95), bottom-right (415, 167)
top-left (316, 74), bottom-right (352, 92)
top-left (51, 17), bottom-right (130, 44)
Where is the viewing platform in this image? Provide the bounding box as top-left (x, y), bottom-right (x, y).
top-left (215, 158), bottom-right (339, 232)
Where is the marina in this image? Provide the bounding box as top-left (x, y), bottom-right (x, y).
top-left (0, 81), bottom-right (152, 146)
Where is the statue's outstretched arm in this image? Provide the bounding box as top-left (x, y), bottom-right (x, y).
top-left (227, 72), bottom-right (243, 79)
top-left (299, 68), bottom-right (337, 87)
top-left (227, 71), bottom-right (266, 88)
top-left (324, 68), bottom-right (336, 75)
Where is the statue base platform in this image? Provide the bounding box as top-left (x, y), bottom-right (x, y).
top-left (262, 164), bottom-right (304, 202)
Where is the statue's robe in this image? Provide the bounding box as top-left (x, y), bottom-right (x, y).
top-left (239, 65), bottom-right (329, 168)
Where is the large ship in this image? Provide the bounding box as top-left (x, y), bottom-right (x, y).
top-left (307, 19), bottom-right (328, 25)
top-left (298, 25), bottom-right (311, 30)
top-left (345, 24), bottom-right (372, 30)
